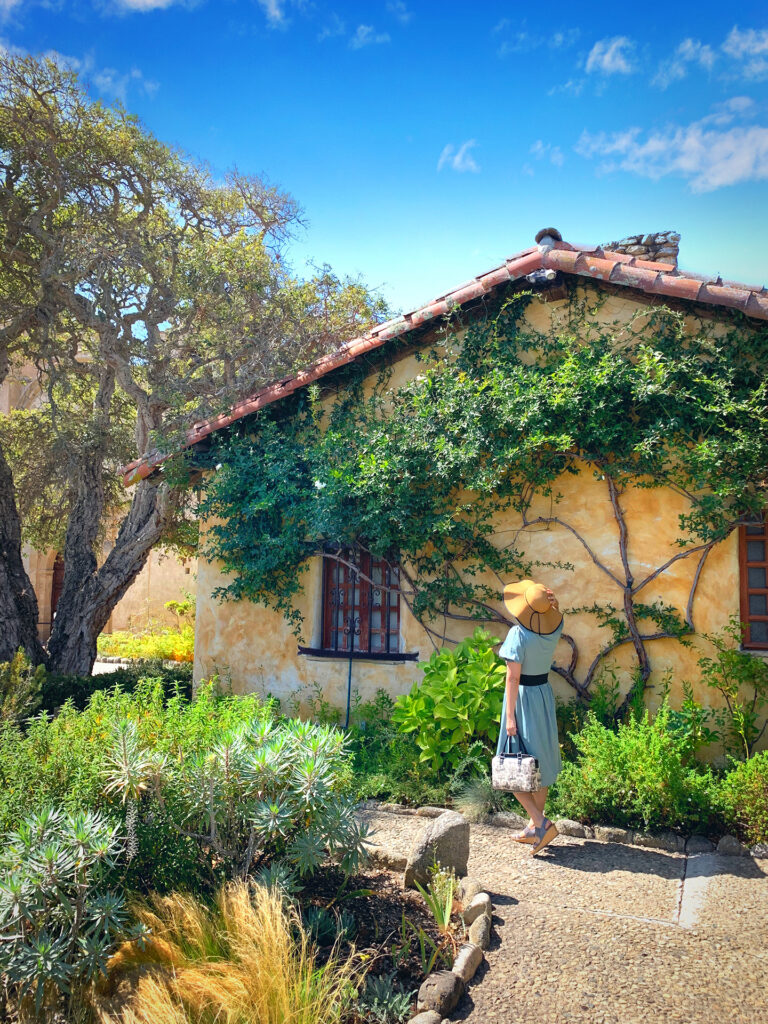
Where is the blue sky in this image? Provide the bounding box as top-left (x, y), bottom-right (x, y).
top-left (7, 0), bottom-right (768, 312)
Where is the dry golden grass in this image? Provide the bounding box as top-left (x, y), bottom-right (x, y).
top-left (102, 882), bottom-right (362, 1024)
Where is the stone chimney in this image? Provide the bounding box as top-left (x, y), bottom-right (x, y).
top-left (601, 231), bottom-right (680, 268)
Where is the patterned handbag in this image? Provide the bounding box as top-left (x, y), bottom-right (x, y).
top-left (492, 733), bottom-right (542, 793)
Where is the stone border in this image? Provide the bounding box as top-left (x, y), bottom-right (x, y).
top-left (94, 656), bottom-right (190, 668)
top-left (363, 801), bottom-right (767, 859)
top-left (359, 804), bottom-right (493, 1023)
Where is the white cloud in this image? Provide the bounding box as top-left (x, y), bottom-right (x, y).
top-left (386, 1), bottom-right (411, 24)
top-left (576, 109), bottom-right (768, 192)
top-left (256, 0), bottom-right (285, 26)
top-left (349, 24), bottom-right (390, 49)
top-left (497, 26), bottom-right (578, 57)
top-left (722, 25), bottom-right (768, 79)
top-left (585, 36), bottom-right (635, 75)
top-left (547, 78), bottom-right (584, 97)
top-left (652, 38), bottom-right (716, 89)
top-left (530, 139), bottom-right (564, 166)
top-left (114, 0), bottom-right (180, 9)
top-left (437, 140), bottom-right (480, 173)
top-left (318, 12), bottom-right (344, 41)
top-left (0, 0), bottom-right (23, 18)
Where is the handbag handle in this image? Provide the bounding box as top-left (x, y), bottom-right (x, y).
top-left (502, 733), bottom-right (530, 757)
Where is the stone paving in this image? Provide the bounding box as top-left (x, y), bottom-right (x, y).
top-left (357, 808), bottom-right (768, 1024)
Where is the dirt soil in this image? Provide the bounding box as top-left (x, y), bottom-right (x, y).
top-left (303, 865), bottom-right (456, 994)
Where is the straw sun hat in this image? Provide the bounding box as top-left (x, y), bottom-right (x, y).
top-left (503, 580), bottom-right (563, 635)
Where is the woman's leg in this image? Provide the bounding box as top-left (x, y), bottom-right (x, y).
top-left (512, 790), bottom-right (545, 828)
top-left (531, 785), bottom-right (549, 817)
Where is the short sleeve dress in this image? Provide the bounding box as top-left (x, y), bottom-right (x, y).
top-left (496, 620), bottom-right (564, 787)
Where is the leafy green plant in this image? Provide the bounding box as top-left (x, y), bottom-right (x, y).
top-left (415, 862), bottom-right (456, 934)
top-left (303, 906), bottom-right (336, 946)
top-left (0, 649), bottom-right (43, 726)
top-left (550, 701), bottom-right (717, 831)
top-left (391, 629), bottom-right (505, 770)
top-left (717, 752), bottom-right (768, 846)
top-left (698, 618), bottom-right (768, 759)
top-left (665, 680), bottom-right (722, 762)
top-left (357, 972), bottom-right (415, 1024)
top-left (38, 660), bottom-right (193, 714)
top-left (0, 806), bottom-right (144, 1018)
top-left (105, 712), bottom-right (370, 881)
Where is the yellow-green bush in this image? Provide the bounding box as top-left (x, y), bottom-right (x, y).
top-left (97, 624), bottom-right (194, 662)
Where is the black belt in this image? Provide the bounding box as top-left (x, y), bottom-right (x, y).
top-left (520, 672), bottom-right (549, 687)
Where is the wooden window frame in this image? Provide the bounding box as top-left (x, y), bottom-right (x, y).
top-left (739, 519), bottom-right (768, 650)
top-left (320, 549), bottom-right (401, 656)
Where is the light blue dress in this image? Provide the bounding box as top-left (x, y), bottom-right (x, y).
top-left (495, 621), bottom-right (564, 786)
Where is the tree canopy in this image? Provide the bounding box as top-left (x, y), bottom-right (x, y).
top-left (0, 53), bottom-right (386, 672)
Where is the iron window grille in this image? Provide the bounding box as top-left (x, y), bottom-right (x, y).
top-left (321, 549), bottom-right (401, 655)
top-left (740, 517), bottom-right (768, 649)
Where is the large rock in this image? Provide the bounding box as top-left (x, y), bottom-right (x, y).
top-left (633, 830), bottom-right (685, 854)
top-left (461, 893), bottom-right (492, 926)
top-left (469, 914), bottom-right (491, 950)
top-left (404, 811), bottom-right (469, 888)
top-left (593, 825), bottom-right (633, 845)
top-left (409, 1013), bottom-right (442, 1024)
top-left (556, 818), bottom-right (589, 838)
top-left (452, 942), bottom-right (483, 984)
top-left (717, 834), bottom-right (749, 857)
top-left (456, 875), bottom-right (484, 907)
top-left (417, 971), bottom-right (464, 1015)
top-left (686, 835), bottom-right (716, 854)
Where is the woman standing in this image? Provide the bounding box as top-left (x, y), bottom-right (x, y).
top-left (497, 580), bottom-right (563, 855)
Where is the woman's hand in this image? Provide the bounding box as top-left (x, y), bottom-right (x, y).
top-left (506, 714), bottom-right (517, 736)
top-left (545, 587), bottom-right (560, 612)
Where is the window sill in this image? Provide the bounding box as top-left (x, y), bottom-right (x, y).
top-left (297, 647), bottom-right (419, 663)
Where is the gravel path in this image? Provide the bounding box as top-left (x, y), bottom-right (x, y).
top-left (357, 808), bottom-right (768, 1024)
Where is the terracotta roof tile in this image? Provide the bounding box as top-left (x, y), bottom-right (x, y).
top-left (122, 234), bottom-right (768, 485)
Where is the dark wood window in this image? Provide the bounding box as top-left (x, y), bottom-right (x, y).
top-left (740, 518), bottom-right (768, 649)
top-left (322, 551), bottom-right (401, 655)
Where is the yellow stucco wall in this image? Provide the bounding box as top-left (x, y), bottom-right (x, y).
top-left (193, 286), bottom-right (755, 727)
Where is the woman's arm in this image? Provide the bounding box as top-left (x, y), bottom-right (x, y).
top-left (505, 660), bottom-right (521, 735)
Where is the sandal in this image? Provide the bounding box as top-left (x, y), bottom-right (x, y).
top-left (511, 824), bottom-right (537, 844)
top-left (531, 817), bottom-right (558, 855)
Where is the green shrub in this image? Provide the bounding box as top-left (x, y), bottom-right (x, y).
top-left (104, 709), bottom-right (369, 882)
top-left (0, 806), bottom-right (142, 1017)
top-left (550, 701), bottom-right (717, 832)
top-left (0, 679), bottom-right (275, 893)
top-left (391, 628), bottom-right (504, 771)
top-left (96, 623), bottom-right (195, 662)
top-left (0, 649), bottom-right (44, 725)
top-left (718, 751), bottom-right (768, 846)
top-left (697, 617), bottom-right (768, 760)
top-left (39, 660), bottom-right (193, 714)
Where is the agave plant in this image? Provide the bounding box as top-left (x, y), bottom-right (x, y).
top-left (104, 713), bottom-right (370, 881)
top-left (0, 806), bottom-right (145, 1017)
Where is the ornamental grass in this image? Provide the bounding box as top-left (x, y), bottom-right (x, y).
top-left (104, 881), bottom-right (361, 1024)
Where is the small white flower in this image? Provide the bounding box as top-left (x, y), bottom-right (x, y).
top-left (215, 463), bottom-right (222, 471)
top-left (314, 480), bottom-right (326, 490)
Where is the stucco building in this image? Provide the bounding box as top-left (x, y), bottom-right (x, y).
top-left (124, 228), bottom-right (768, 727)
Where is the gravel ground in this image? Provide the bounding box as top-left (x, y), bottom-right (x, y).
top-left (358, 807), bottom-right (768, 1024)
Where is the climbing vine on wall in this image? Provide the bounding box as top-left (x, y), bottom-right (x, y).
top-left (198, 287), bottom-right (768, 705)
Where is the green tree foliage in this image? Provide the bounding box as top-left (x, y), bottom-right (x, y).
top-left (0, 53), bottom-right (386, 672)
top-left (199, 289), bottom-right (768, 697)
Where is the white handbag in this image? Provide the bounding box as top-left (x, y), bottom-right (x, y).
top-left (492, 733), bottom-right (542, 793)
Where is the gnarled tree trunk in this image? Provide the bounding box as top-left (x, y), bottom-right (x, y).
top-left (0, 441), bottom-right (45, 663)
top-left (46, 477), bottom-right (172, 676)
